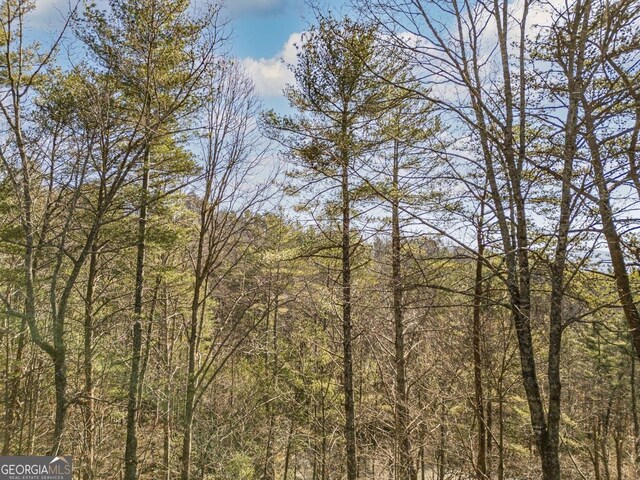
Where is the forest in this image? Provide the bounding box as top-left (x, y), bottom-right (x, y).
top-left (0, 0), bottom-right (639, 479)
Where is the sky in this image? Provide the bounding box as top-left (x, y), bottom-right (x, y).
top-left (222, 0), bottom-right (349, 110)
top-left (27, 0), bottom-right (557, 121)
top-left (28, 0), bottom-right (349, 112)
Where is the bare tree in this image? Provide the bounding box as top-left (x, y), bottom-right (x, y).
top-left (180, 60), bottom-right (274, 480)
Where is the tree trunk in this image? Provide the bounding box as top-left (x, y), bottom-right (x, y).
top-left (124, 147), bottom-right (150, 480)
top-left (136, 278), bottom-right (160, 422)
top-left (498, 388), bottom-right (505, 480)
top-left (487, 396), bottom-right (493, 476)
top-left (391, 140), bottom-right (416, 480)
top-left (438, 405), bottom-right (446, 480)
top-left (180, 285), bottom-right (200, 480)
top-left (83, 244), bottom-right (98, 480)
top-left (52, 348), bottom-right (67, 455)
top-left (473, 210), bottom-right (487, 480)
top-left (180, 180), bottom-right (209, 480)
top-left (3, 316), bottom-right (27, 455)
top-left (583, 93), bottom-right (640, 361)
top-left (614, 425), bottom-right (623, 480)
top-left (341, 151), bottom-right (357, 480)
top-left (283, 421), bottom-right (294, 480)
top-left (632, 356), bottom-right (639, 465)
top-left (593, 422), bottom-right (601, 480)
top-left (262, 415), bottom-right (275, 480)
top-left (162, 284), bottom-right (172, 480)
top-left (417, 391), bottom-right (426, 480)
top-left (322, 392), bottom-right (327, 480)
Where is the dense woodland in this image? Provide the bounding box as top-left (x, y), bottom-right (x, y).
top-left (1, 0), bottom-right (640, 479)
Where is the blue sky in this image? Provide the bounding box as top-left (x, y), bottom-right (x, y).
top-left (225, 0), bottom-right (308, 59)
top-left (223, 0), bottom-right (349, 109)
top-left (29, 0), bottom-right (349, 111)
top-left (226, 0), bottom-right (349, 58)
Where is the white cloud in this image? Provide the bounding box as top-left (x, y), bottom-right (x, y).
top-left (478, 0), bottom-right (555, 50)
top-left (242, 32), bottom-right (301, 98)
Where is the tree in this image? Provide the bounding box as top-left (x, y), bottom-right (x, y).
top-left (355, 0), bottom-right (604, 478)
top-left (1, 2), bottom-right (640, 479)
top-left (264, 16), bottom-right (409, 479)
top-left (78, 0), bottom-right (218, 476)
top-left (363, 90), bottom-right (442, 479)
top-left (179, 59), bottom-right (272, 480)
